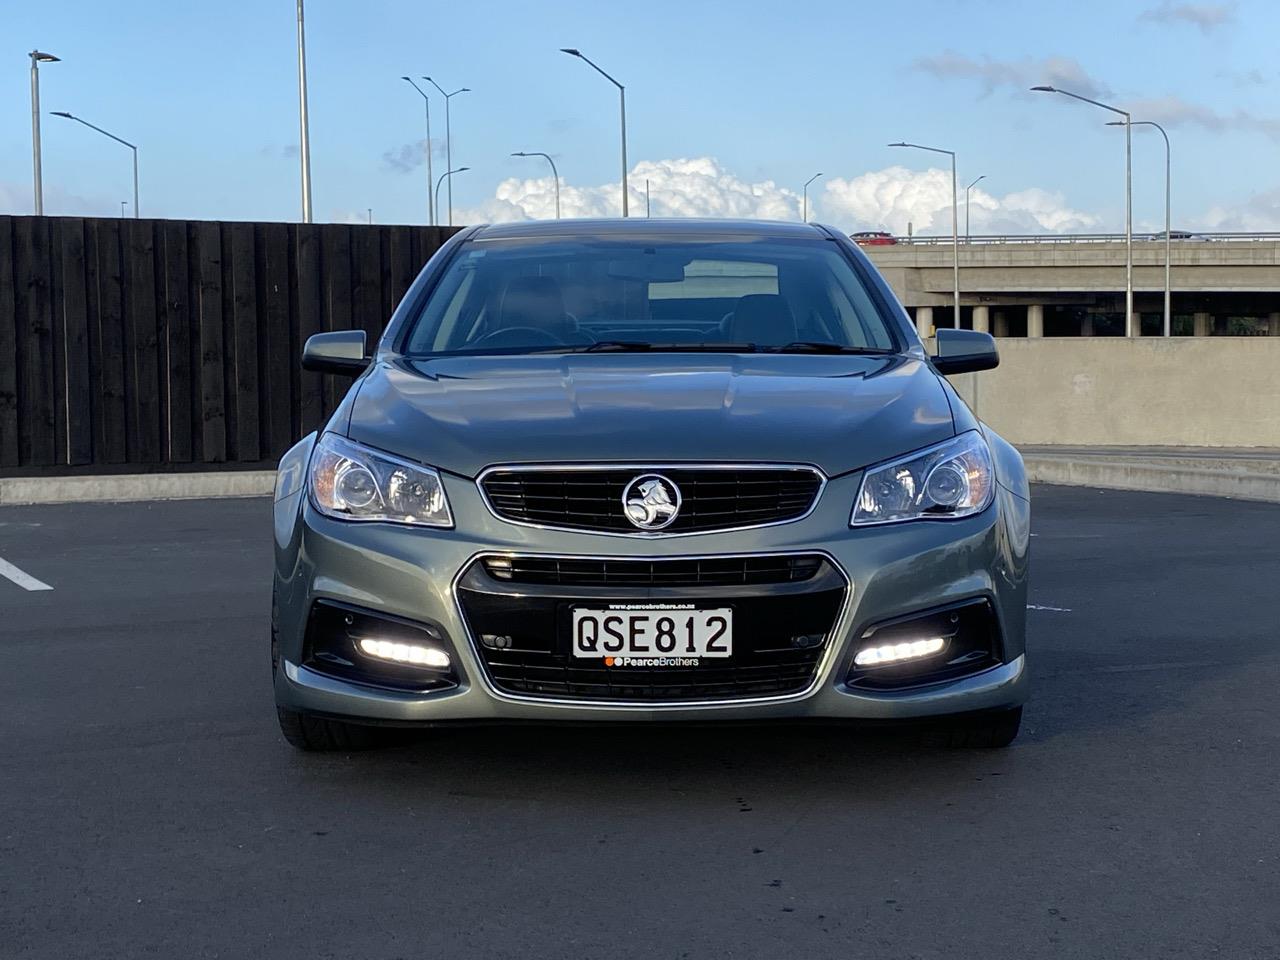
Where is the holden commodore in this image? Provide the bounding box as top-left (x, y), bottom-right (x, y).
top-left (272, 219), bottom-right (1029, 750)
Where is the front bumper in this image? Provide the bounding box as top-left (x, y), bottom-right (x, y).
top-left (273, 470), bottom-right (1030, 724)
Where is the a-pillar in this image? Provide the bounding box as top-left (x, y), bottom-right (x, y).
top-left (915, 306), bottom-right (934, 339)
top-left (972, 305), bottom-right (990, 333)
top-left (1027, 304), bottom-right (1044, 338)
top-left (992, 310), bottom-right (1009, 337)
top-left (1193, 312), bottom-right (1212, 337)
top-left (1269, 312), bottom-right (1280, 336)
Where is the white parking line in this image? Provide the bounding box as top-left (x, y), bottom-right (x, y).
top-left (1027, 603), bottom-right (1071, 612)
top-left (0, 557), bottom-right (53, 591)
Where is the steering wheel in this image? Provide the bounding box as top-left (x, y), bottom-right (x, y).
top-left (469, 326), bottom-right (566, 349)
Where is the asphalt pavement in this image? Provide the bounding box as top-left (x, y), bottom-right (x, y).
top-left (1, 485), bottom-right (1277, 959)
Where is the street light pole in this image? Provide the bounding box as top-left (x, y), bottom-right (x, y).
top-left (1109, 119), bottom-right (1171, 337)
top-left (561, 49), bottom-right (628, 217)
top-left (512, 152), bottom-right (561, 218)
top-left (402, 78), bottom-right (435, 225)
top-left (51, 112), bottom-right (139, 217)
top-left (1032, 85), bottom-right (1134, 336)
top-left (424, 78), bottom-right (470, 226)
top-left (296, 0), bottom-right (313, 223)
top-left (802, 173), bottom-right (822, 222)
top-left (890, 142), bottom-right (960, 330)
top-left (435, 167), bottom-right (469, 223)
top-left (964, 175), bottom-right (985, 242)
top-left (29, 51), bottom-right (59, 216)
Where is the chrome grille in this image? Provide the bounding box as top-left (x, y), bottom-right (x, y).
top-left (479, 466), bottom-right (823, 534)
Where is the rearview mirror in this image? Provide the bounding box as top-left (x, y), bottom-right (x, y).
top-left (607, 257), bottom-right (688, 283)
top-left (302, 330), bottom-right (369, 376)
top-left (931, 328), bottom-right (999, 375)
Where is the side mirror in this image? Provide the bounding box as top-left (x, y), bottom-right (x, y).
top-left (931, 328), bottom-right (999, 375)
top-left (302, 330), bottom-right (369, 376)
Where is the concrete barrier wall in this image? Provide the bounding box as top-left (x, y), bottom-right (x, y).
top-left (946, 338), bottom-right (1280, 448)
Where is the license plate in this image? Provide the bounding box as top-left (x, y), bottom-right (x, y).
top-left (571, 605), bottom-right (732, 664)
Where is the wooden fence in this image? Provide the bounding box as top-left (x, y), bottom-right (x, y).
top-left (0, 216), bottom-right (458, 474)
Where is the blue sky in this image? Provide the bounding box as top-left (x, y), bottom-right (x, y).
top-left (3, 0), bottom-right (1278, 232)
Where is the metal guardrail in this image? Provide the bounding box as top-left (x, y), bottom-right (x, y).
top-left (893, 232), bottom-right (1280, 245)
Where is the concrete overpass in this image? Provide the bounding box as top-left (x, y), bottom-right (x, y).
top-left (862, 234), bottom-right (1280, 338)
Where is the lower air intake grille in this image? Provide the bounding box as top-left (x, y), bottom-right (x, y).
top-left (457, 554), bottom-right (846, 703)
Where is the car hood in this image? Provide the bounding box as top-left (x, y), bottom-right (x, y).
top-left (346, 353), bottom-right (954, 478)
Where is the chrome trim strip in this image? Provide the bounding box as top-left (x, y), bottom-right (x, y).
top-left (475, 462), bottom-right (828, 539)
top-left (450, 549), bottom-right (854, 710)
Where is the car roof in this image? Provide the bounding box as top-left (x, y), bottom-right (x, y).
top-left (473, 218), bottom-right (830, 242)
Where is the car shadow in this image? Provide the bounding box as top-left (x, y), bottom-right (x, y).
top-left (312, 719), bottom-right (1020, 811)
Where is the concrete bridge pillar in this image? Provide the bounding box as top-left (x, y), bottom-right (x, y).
top-left (972, 305), bottom-right (990, 334)
top-left (1269, 312), bottom-right (1280, 336)
top-left (915, 306), bottom-right (933, 339)
top-left (992, 310), bottom-right (1008, 337)
top-left (1193, 312), bottom-right (1213, 337)
top-left (1027, 304), bottom-right (1044, 338)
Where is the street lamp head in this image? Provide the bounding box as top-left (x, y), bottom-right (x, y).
top-left (561, 48), bottom-right (582, 57)
top-left (1030, 85), bottom-right (1056, 92)
top-left (400, 75), bottom-right (411, 81)
top-left (887, 142), bottom-right (908, 147)
top-left (50, 111), bottom-right (74, 119)
top-left (511, 151), bottom-right (527, 157)
top-left (459, 87), bottom-right (471, 94)
top-left (31, 50), bottom-right (60, 62)
top-left (457, 166), bottom-right (470, 173)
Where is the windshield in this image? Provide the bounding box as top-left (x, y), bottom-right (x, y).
top-left (402, 236), bottom-right (901, 356)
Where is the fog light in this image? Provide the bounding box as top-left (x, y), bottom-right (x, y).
top-left (358, 637), bottom-right (450, 669)
top-left (854, 636), bottom-right (946, 667)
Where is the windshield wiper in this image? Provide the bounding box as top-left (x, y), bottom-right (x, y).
top-left (569, 341), bottom-right (762, 353)
top-left (765, 341), bottom-right (894, 355)
top-left (579, 340), bottom-right (654, 352)
top-left (454, 340), bottom-right (893, 357)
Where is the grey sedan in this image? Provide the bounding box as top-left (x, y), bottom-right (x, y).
top-left (271, 219), bottom-right (1029, 749)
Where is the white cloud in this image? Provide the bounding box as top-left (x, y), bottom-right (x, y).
top-left (1192, 187), bottom-right (1280, 230)
top-left (381, 138), bottom-right (446, 174)
top-left (457, 158), bottom-right (1101, 236)
top-left (819, 165), bottom-right (1100, 235)
top-left (258, 143), bottom-right (300, 160)
top-left (1123, 95), bottom-right (1280, 140)
top-left (456, 157), bottom-right (803, 224)
top-left (0, 180), bottom-right (113, 217)
top-left (912, 52), bottom-right (1111, 100)
top-left (1216, 67), bottom-right (1267, 87)
top-left (1139, 2), bottom-right (1235, 32)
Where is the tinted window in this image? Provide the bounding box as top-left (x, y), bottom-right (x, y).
top-left (403, 236), bottom-right (898, 355)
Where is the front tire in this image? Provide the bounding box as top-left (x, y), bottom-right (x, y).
top-left (276, 706), bottom-right (392, 751)
top-left (932, 706), bottom-right (1023, 748)
top-left (272, 582), bottom-right (393, 752)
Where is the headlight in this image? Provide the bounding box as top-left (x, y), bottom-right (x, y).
top-left (309, 433), bottom-right (453, 527)
top-left (851, 430), bottom-right (994, 526)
